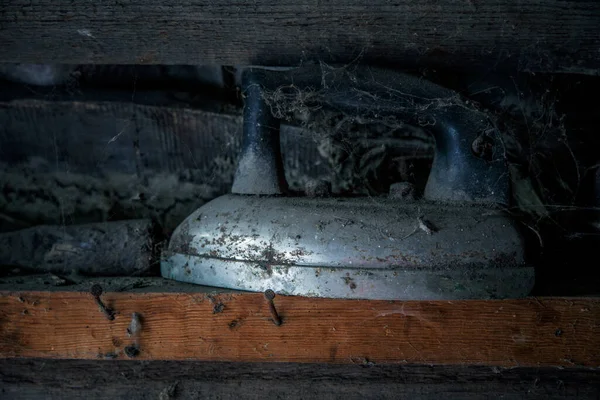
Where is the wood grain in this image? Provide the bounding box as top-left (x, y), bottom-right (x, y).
top-left (0, 99), bottom-right (333, 231)
top-left (2, 360), bottom-right (600, 399)
top-left (1, 291), bottom-right (598, 366)
top-left (1, 1), bottom-right (599, 74)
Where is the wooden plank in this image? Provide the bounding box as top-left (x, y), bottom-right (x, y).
top-left (0, 98), bottom-right (430, 233)
top-left (1, 291), bottom-right (599, 366)
top-left (0, 99), bottom-right (332, 232)
top-left (0, 276), bottom-right (241, 294)
top-left (1, 1), bottom-right (599, 75)
top-left (2, 360), bottom-right (599, 399)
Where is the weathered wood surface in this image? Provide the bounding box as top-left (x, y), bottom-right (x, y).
top-left (0, 99), bottom-right (330, 232)
top-left (0, 98), bottom-right (430, 232)
top-left (1, 291), bottom-right (598, 366)
top-left (1, 1), bottom-right (599, 74)
top-left (2, 360), bottom-right (599, 399)
top-left (0, 220), bottom-right (156, 276)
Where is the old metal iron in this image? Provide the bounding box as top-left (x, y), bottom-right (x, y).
top-left (161, 66), bottom-right (534, 300)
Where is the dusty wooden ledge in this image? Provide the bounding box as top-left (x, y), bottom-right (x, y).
top-left (1, 290), bottom-right (598, 367)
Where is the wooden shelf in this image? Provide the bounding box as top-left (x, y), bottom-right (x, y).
top-left (1, 286), bottom-right (598, 367)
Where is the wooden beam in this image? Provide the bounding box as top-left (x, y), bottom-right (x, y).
top-left (1, 290), bottom-right (599, 366)
top-left (2, 360), bottom-right (600, 399)
top-left (1, 1), bottom-right (599, 75)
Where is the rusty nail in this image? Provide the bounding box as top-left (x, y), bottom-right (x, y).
top-left (264, 289), bottom-right (282, 326)
top-left (90, 284), bottom-right (115, 321)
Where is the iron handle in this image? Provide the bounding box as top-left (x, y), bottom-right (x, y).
top-left (232, 66), bottom-right (508, 204)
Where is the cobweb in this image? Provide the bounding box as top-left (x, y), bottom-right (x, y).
top-left (0, 59), bottom-right (598, 277)
top-left (254, 58), bottom-right (599, 249)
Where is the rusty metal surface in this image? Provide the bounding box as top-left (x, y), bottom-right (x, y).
top-left (161, 195), bottom-right (533, 299)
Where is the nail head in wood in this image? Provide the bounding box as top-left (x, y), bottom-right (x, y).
top-left (264, 289), bottom-right (276, 301)
top-left (264, 289), bottom-right (282, 326)
top-left (90, 284), bottom-right (103, 298)
top-left (90, 284), bottom-right (115, 321)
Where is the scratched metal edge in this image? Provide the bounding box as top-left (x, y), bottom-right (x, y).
top-left (3, 290), bottom-right (600, 301)
top-left (1, 291), bottom-right (599, 367)
top-left (6, 290), bottom-right (599, 302)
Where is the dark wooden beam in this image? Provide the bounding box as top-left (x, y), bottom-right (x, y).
top-left (1, 1), bottom-right (599, 74)
top-left (2, 360), bottom-right (599, 399)
top-left (1, 290), bottom-right (599, 366)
